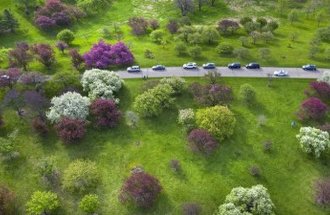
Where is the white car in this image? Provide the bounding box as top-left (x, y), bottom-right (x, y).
top-left (273, 70), bottom-right (288, 77)
top-left (183, 62), bottom-right (197, 69)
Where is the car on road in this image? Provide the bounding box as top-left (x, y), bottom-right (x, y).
top-left (183, 62), bottom-right (198, 69)
top-left (228, 62), bottom-right (241, 69)
top-left (273, 70), bottom-right (288, 77)
top-left (246, 62), bottom-right (260, 69)
top-left (202, 63), bottom-right (216, 69)
top-left (127, 65), bottom-right (141, 73)
top-left (151, 65), bottom-right (166, 71)
top-left (302, 64), bottom-right (317, 71)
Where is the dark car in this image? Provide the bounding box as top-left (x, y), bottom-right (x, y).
top-left (228, 62), bottom-right (241, 69)
top-left (152, 65), bottom-right (166, 71)
top-left (246, 63), bottom-right (260, 69)
top-left (202, 63), bottom-right (216, 69)
top-left (302, 64), bottom-right (317, 71)
top-left (127, 65), bottom-right (141, 73)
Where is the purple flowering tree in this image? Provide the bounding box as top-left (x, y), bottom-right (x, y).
top-left (31, 43), bottom-right (55, 69)
top-left (83, 41), bottom-right (134, 69)
top-left (69, 48), bottom-right (84, 70)
top-left (90, 99), bottom-right (121, 128)
top-left (8, 42), bottom-right (33, 71)
top-left (309, 81), bottom-right (330, 101)
top-left (298, 97), bottom-right (328, 121)
top-left (23, 90), bottom-right (49, 116)
top-left (0, 68), bottom-right (21, 89)
top-left (3, 89), bottom-right (25, 117)
top-left (20, 72), bottom-right (45, 85)
top-left (56, 41), bottom-right (68, 53)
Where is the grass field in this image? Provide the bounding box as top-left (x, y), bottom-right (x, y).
top-left (1, 77), bottom-right (330, 214)
top-left (0, 0), bottom-right (329, 73)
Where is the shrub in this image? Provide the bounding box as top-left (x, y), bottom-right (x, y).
top-left (239, 83), bottom-right (256, 105)
top-left (36, 157), bottom-right (59, 185)
top-left (56, 41), bottom-right (68, 53)
top-left (77, 0), bottom-right (110, 14)
top-left (134, 84), bottom-right (175, 117)
top-left (128, 17), bottom-right (149, 36)
top-left (149, 19), bottom-right (159, 30)
top-left (55, 117), bottom-right (86, 143)
top-left (140, 79), bottom-right (160, 92)
top-left (309, 81), bottom-right (330, 101)
top-left (182, 202), bottom-right (201, 215)
top-left (31, 43), bottom-right (55, 69)
top-left (0, 68), bottom-right (21, 89)
top-left (90, 99), bottom-right (121, 128)
top-left (159, 77), bottom-right (185, 94)
top-left (47, 92), bottom-right (90, 123)
top-left (216, 185), bottom-right (274, 215)
top-left (79, 194), bottom-right (100, 214)
top-left (150, 29), bottom-right (164, 44)
top-left (69, 48), bottom-right (84, 70)
top-left (216, 44), bottom-right (234, 56)
top-left (119, 172), bottom-right (162, 208)
top-left (249, 165), bottom-right (261, 177)
top-left (178, 108), bottom-right (195, 131)
top-left (26, 191), bottom-right (59, 215)
top-left (0, 130), bottom-right (20, 161)
top-left (315, 178), bottom-right (330, 205)
top-left (144, 49), bottom-right (154, 59)
top-left (169, 159), bottom-right (181, 172)
top-left (188, 46), bottom-right (202, 59)
top-left (190, 83), bottom-right (233, 106)
top-left (56, 29), bottom-right (75, 44)
top-left (217, 19), bottom-right (239, 34)
top-left (196, 105), bottom-right (236, 140)
top-left (63, 160), bottom-right (100, 193)
top-left (32, 117), bottom-right (49, 136)
top-left (267, 20), bottom-right (279, 32)
top-left (167, 20), bottom-right (179, 34)
top-left (83, 40), bottom-right (134, 69)
top-left (175, 42), bottom-right (187, 56)
top-left (240, 16), bottom-right (252, 25)
top-left (233, 47), bottom-right (250, 59)
top-left (201, 26), bottom-right (220, 44)
top-left (125, 111), bottom-right (139, 128)
top-left (317, 26), bottom-right (330, 42)
top-left (263, 140), bottom-right (273, 152)
top-left (8, 42), bottom-right (32, 71)
top-left (81, 69), bottom-right (123, 101)
top-left (256, 17), bottom-right (267, 28)
top-left (188, 129), bottom-right (218, 155)
top-left (20, 72), bottom-right (44, 85)
top-left (0, 185), bottom-right (15, 214)
top-left (298, 97), bottom-right (327, 121)
top-left (296, 127), bottom-right (330, 158)
top-left (319, 123), bottom-right (330, 134)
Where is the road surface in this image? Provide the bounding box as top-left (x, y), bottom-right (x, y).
top-left (117, 67), bottom-right (328, 79)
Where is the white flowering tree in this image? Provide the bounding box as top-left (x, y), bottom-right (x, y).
top-left (296, 127), bottom-right (330, 158)
top-left (81, 69), bottom-right (123, 102)
top-left (318, 71), bottom-right (330, 85)
top-left (216, 185), bottom-right (275, 215)
top-left (178, 108), bottom-right (195, 131)
top-left (47, 92), bottom-right (90, 123)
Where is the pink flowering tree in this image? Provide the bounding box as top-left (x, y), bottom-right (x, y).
top-left (90, 99), bottom-right (121, 128)
top-left (298, 97), bottom-right (328, 121)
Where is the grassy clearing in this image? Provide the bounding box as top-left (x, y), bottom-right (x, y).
top-left (0, 0), bottom-right (329, 73)
top-left (1, 77), bottom-right (330, 214)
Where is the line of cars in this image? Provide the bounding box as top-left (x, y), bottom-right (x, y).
top-left (127, 62), bottom-right (318, 77)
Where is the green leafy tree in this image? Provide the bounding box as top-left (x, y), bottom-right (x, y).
top-left (79, 194), bottom-right (100, 214)
top-left (239, 36), bottom-right (249, 47)
top-left (266, 20), bottom-right (279, 32)
top-left (77, 0), bottom-right (110, 15)
top-left (26, 191), bottom-right (59, 215)
top-left (196, 105), bottom-right (236, 140)
top-left (201, 26), bottom-right (220, 44)
top-left (216, 44), bottom-right (234, 56)
top-left (175, 42), bottom-right (187, 56)
top-left (56, 29), bottom-right (75, 45)
top-left (150, 30), bottom-right (164, 44)
top-left (14, 0), bottom-right (39, 14)
top-left (178, 26), bottom-right (194, 43)
top-left (0, 10), bottom-right (19, 33)
top-left (160, 77), bottom-right (186, 94)
top-left (62, 160), bottom-right (100, 193)
top-left (188, 46), bottom-right (202, 59)
top-left (178, 108), bottom-right (195, 131)
top-left (233, 47), bottom-right (250, 59)
top-left (239, 83), bottom-right (256, 105)
top-left (188, 32), bottom-right (202, 45)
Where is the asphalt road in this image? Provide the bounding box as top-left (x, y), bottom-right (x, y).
top-left (117, 66), bottom-right (328, 79)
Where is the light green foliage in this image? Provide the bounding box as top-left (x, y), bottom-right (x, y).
top-left (178, 108), bottom-right (195, 131)
top-left (26, 191), bottom-right (59, 215)
top-left (62, 160), bottom-right (100, 193)
top-left (77, 0), bottom-right (110, 14)
top-left (201, 26), bottom-right (220, 44)
top-left (125, 111), bottom-right (139, 128)
top-left (233, 48), bottom-right (250, 59)
top-left (150, 29), bottom-right (164, 44)
top-left (288, 9), bottom-right (299, 24)
top-left (47, 92), bottom-right (91, 123)
top-left (56, 29), bottom-right (75, 44)
top-left (81, 69), bottom-right (123, 102)
top-left (188, 46), bottom-right (202, 59)
top-left (79, 194), bottom-right (100, 214)
top-left (296, 127), bottom-right (330, 158)
top-left (0, 47), bottom-right (11, 63)
top-left (196, 105), bottom-right (236, 140)
top-left (239, 84), bottom-right (256, 104)
top-left (0, 129), bottom-right (19, 161)
top-left (160, 76), bottom-right (185, 94)
top-left (175, 42), bottom-right (187, 56)
top-left (177, 26), bottom-right (194, 43)
top-left (188, 32), bottom-right (202, 45)
top-left (216, 185), bottom-right (275, 215)
top-left (216, 44), bottom-right (234, 55)
top-left (318, 71), bottom-right (330, 85)
top-left (134, 84), bottom-right (175, 117)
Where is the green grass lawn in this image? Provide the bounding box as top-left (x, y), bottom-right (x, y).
top-left (1, 77), bottom-right (330, 214)
top-left (0, 0), bottom-right (329, 73)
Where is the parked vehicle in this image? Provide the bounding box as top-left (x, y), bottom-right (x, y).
top-left (246, 63), bottom-right (260, 69)
top-left (183, 62), bottom-right (198, 69)
top-left (202, 63), bottom-right (216, 69)
top-left (273, 70), bottom-right (288, 77)
top-left (228, 62), bottom-right (241, 69)
top-left (302, 64), bottom-right (317, 71)
top-left (152, 65), bottom-right (166, 71)
top-left (127, 65), bottom-right (141, 72)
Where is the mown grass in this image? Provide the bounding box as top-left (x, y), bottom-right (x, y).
top-left (0, 0), bottom-right (329, 73)
top-left (1, 77), bottom-right (330, 214)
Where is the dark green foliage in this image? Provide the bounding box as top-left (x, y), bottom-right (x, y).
top-left (0, 9), bottom-right (19, 33)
